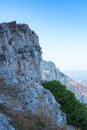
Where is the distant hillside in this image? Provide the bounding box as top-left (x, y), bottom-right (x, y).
top-left (41, 60), bottom-right (87, 104)
top-left (64, 71), bottom-right (87, 86)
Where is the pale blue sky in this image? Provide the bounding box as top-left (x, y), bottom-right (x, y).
top-left (0, 0), bottom-right (87, 71)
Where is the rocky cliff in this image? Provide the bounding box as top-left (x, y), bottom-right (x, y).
top-left (0, 22), bottom-right (67, 130)
top-left (41, 60), bottom-right (87, 104)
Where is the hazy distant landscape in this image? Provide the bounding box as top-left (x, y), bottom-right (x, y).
top-left (64, 71), bottom-right (87, 86)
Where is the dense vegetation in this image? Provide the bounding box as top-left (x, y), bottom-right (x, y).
top-left (42, 81), bottom-right (87, 130)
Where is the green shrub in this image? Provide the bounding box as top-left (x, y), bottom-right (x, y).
top-left (42, 81), bottom-right (87, 130)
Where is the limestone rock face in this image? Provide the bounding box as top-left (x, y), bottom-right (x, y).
top-left (40, 60), bottom-right (60, 81)
top-left (0, 22), bottom-right (67, 129)
top-left (0, 21), bottom-right (41, 85)
top-left (0, 113), bottom-right (15, 130)
top-left (41, 60), bottom-right (87, 104)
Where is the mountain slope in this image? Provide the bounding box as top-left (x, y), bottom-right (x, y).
top-left (41, 60), bottom-right (87, 104)
top-left (0, 21), bottom-right (67, 130)
top-left (64, 70), bottom-right (87, 86)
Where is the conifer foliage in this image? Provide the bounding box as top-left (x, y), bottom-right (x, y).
top-left (42, 81), bottom-right (87, 130)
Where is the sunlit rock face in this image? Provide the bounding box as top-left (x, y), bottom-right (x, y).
top-left (0, 21), bottom-right (41, 85)
top-left (40, 60), bottom-right (61, 82)
top-left (0, 21), bottom-right (67, 129)
top-left (41, 60), bottom-right (87, 104)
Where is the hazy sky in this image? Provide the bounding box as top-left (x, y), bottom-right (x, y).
top-left (0, 0), bottom-right (87, 71)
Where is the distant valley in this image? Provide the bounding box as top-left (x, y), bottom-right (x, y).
top-left (64, 71), bottom-right (87, 86)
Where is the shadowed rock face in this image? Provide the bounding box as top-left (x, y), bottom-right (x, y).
top-left (41, 60), bottom-right (87, 104)
top-left (0, 22), bottom-right (67, 129)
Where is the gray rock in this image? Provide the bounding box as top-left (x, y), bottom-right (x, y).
top-left (0, 22), bottom-right (67, 129)
top-left (0, 22), bottom-right (41, 85)
top-left (0, 113), bottom-right (15, 130)
top-left (20, 84), bottom-right (66, 127)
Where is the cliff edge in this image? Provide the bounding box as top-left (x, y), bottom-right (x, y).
top-left (0, 21), bottom-right (67, 130)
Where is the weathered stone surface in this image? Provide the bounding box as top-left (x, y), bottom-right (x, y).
top-left (0, 22), bottom-right (41, 85)
top-left (0, 113), bottom-right (15, 130)
top-left (67, 125), bottom-right (76, 130)
top-left (41, 60), bottom-right (87, 104)
top-left (0, 22), bottom-right (67, 129)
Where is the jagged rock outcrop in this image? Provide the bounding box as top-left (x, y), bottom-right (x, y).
top-left (41, 60), bottom-right (87, 104)
top-left (0, 21), bottom-right (41, 85)
top-left (0, 22), bottom-right (67, 129)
